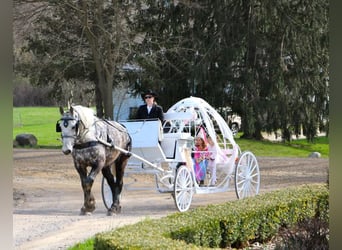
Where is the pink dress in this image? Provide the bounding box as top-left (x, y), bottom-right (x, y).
top-left (193, 146), bottom-right (209, 182)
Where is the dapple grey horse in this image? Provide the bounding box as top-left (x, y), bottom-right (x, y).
top-left (56, 105), bottom-right (131, 215)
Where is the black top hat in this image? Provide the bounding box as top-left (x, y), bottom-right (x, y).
top-left (141, 89), bottom-right (157, 100)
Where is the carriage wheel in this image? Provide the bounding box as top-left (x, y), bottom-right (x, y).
top-left (101, 176), bottom-right (119, 210)
top-left (173, 165), bottom-right (194, 212)
top-left (234, 151), bottom-right (260, 199)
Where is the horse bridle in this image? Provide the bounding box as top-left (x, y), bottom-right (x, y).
top-left (56, 117), bottom-right (80, 138)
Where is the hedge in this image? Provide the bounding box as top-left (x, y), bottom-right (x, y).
top-left (94, 184), bottom-right (328, 249)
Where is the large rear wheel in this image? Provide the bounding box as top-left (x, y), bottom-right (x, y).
top-left (234, 151), bottom-right (260, 199)
top-left (173, 165), bottom-right (194, 212)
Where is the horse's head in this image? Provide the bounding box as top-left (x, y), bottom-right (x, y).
top-left (56, 106), bottom-right (80, 155)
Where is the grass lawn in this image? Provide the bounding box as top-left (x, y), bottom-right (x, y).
top-left (236, 136), bottom-right (329, 158)
top-left (13, 107), bottom-right (62, 147)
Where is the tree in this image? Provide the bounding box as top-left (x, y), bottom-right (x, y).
top-left (14, 0), bottom-right (329, 141)
top-left (14, 0), bottom-right (143, 119)
top-left (257, 0), bottom-right (329, 141)
top-left (193, 0), bottom-right (329, 141)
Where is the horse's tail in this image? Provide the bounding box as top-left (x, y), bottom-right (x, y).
top-left (126, 132), bottom-right (132, 152)
top-left (119, 122), bottom-right (132, 153)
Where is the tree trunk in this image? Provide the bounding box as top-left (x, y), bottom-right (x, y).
top-left (102, 72), bottom-right (114, 120)
top-left (94, 80), bottom-right (104, 118)
top-left (79, 1), bottom-right (114, 119)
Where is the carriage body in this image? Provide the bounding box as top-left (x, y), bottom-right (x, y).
top-left (102, 97), bottom-right (260, 212)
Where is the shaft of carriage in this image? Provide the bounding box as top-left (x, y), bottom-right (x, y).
top-left (96, 131), bottom-right (167, 173)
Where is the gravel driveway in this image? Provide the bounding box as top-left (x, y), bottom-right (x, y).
top-left (13, 148), bottom-right (328, 250)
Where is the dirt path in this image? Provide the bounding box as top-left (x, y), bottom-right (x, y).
top-left (13, 148), bottom-right (328, 250)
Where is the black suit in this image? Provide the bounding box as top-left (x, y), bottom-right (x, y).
top-left (136, 104), bottom-right (164, 122)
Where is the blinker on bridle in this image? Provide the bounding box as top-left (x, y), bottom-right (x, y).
top-left (56, 117), bottom-right (79, 134)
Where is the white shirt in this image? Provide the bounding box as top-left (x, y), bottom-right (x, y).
top-left (147, 106), bottom-right (152, 114)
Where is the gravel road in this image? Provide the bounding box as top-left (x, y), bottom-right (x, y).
top-left (13, 148), bottom-right (328, 250)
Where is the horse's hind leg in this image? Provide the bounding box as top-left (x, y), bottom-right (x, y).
top-left (113, 155), bottom-right (130, 213)
top-left (102, 165), bottom-right (118, 216)
top-left (102, 154), bottom-right (128, 216)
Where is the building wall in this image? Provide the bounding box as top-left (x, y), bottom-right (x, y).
top-left (113, 88), bottom-right (144, 121)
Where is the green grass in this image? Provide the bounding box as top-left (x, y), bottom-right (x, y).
top-left (67, 238), bottom-right (94, 250)
top-left (13, 107), bottom-right (62, 148)
top-left (236, 136), bottom-right (329, 158)
top-left (13, 107), bottom-right (329, 157)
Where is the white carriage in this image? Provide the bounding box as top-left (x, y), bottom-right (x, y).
top-left (102, 96), bottom-right (260, 212)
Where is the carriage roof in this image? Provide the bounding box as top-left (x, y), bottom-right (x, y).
top-left (165, 96), bottom-right (237, 147)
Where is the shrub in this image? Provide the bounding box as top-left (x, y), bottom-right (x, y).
top-left (94, 184), bottom-right (328, 249)
top-left (275, 217), bottom-right (329, 250)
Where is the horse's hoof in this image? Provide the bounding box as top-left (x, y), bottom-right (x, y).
top-left (106, 210), bottom-right (117, 216)
top-left (80, 207), bottom-right (93, 216)
top-left (80, 211), bottom-right (92, 216)
top-left (108, 205), bottom-right (121, 215)
top-left (114, 205), bottom-right (122, 214)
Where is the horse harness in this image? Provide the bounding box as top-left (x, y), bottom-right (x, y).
top-left (56, 116), bottom-right (131, 151)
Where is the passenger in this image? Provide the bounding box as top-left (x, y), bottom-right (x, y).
top-left (193, 136), bottom-right (209, 186)
top-left (207, 136), bottom-right (217, 186)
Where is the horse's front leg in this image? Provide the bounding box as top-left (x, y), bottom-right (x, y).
top-left (76, 162), bottom-right (103, 215)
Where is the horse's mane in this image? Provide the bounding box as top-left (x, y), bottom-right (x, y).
top-left (72, 105), bottom-right (97, 128)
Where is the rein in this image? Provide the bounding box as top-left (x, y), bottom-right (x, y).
top-left (102, 119), bottom-right (129, 134)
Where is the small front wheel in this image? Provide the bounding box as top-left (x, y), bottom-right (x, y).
top-left (173, 165), bottom-right (194, 212)
top-left (234, 151), bottom-right (260, 199)
top-left (101, 176), bottom-right (119, 210)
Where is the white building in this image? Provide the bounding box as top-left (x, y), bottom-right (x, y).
top-left (112, 87), bottom-right (144, 121)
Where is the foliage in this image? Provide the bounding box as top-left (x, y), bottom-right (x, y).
top-left (14, 0), bottom-right (142, 118)
top-left (13, 0), bottom-right (329, 140)
top-left (13, 1), bottom-right (97, 107)
top-left (92, 184), bottom-right (328, 249)
top-left (13, 80), bottom-right (56, 106)
top-left (135, 0), bottom-right (329, 142)
top-left (68, 238), bottom-right (95, 250)
top-left (275, 217), bottom-right (329, 250)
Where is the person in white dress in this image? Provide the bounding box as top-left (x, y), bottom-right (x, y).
top-left (207, 136), bottom-right (217, 186)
